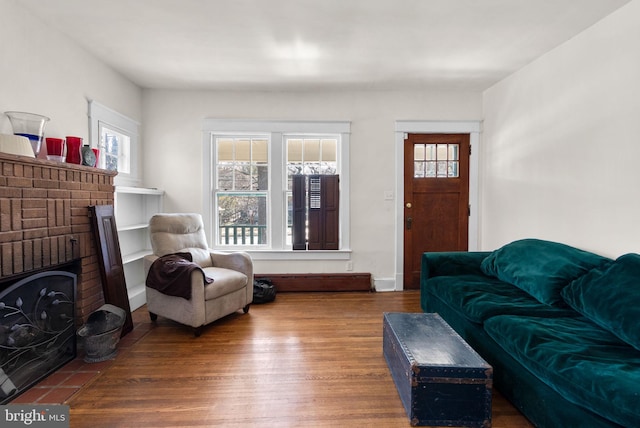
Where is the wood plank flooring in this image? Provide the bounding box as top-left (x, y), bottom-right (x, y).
top-left (67, 291), bottom-right (533, 427)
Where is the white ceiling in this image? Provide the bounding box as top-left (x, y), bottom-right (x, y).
top-left (16, 0), bottom-right (630, 91)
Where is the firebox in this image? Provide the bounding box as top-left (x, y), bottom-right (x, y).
top-left (0, 271), bottom-right (76, 404)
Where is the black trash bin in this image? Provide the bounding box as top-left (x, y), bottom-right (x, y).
top-left (77, 304), bottom-right (126, 363)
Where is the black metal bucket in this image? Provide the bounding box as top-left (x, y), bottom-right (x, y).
top-left (77, 304), bottom-right (126, 363)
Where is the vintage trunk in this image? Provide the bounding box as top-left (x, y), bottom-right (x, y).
top-left (383, 312), bottom-right (492, 427)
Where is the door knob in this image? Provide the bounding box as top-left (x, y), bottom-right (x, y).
top-left (406, 202), bottom-right (412, 209)
top-left (406, 217), bottom-right (413, 230)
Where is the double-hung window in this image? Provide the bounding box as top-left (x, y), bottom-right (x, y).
top-left (215, 136), bottom-right (269, 246)
top-left (203, 120), bottom-right (350, 255)
top-left (285, 136), bottom-right (338, 247)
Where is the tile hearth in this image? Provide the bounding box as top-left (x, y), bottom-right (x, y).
top-left (9, 307), bottom-right (153, 405)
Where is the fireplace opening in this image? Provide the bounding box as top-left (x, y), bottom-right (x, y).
top-left (0, 271), bottom-right (77, 404)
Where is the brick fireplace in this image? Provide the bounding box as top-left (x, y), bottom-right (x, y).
top-left (0, 152), bottom-right (117, 326)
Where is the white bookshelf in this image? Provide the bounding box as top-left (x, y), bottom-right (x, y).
top-left (114, 186), bottom-right (164, 311)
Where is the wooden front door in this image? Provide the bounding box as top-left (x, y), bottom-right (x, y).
top-left (403, 133), bottom-right (470, 289)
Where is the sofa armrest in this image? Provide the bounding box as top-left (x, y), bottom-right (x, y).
top-left (421, 251), bottom-right (491, 280)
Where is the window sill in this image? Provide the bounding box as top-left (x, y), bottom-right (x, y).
top-left (227, 249), bottom-right (352, 261)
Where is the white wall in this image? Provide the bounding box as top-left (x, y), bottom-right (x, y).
top-left (481, 0), bottom-right (640, 258)
top-left (6, 0), bottom-right (636, 282)
top-left (142, 89), bottom-right (482, 284)
top-left (0, 0), bottom-right (141, 156)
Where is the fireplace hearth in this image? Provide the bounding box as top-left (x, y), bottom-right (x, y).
top-left (0, 271), bottom-right (76, 404)
top-left (1, 150), bottom-right (117, 402)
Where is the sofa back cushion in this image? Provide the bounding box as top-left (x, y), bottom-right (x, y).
top-left (425, 274), bottom-right (578, 324)
top-left (481, 239), bottom-right (611, 306)
top-left (561, 253), bottom-right (640, 351)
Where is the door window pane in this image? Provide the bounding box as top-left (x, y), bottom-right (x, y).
top-left (414, 143), bottom-right (459, 178)
top-left (426, 144), bottom-right (436, 161)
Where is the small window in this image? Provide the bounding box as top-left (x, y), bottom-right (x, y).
top-left (89, 100), bottom-right (139, 186)
top-left (100, 125), bottom-right (131, 174)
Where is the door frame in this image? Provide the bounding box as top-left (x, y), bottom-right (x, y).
top-left (393, 120), bottom-right (481, 291)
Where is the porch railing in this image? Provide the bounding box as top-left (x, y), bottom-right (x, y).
top-left (219, 225), bottom-right (267, 245)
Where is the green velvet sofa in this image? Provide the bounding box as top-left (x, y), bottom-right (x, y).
top-left (420, 238), bottom-right (640, 428)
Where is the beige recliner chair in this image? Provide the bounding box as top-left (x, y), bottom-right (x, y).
top-left (143, 213), bottom-right (253, 336)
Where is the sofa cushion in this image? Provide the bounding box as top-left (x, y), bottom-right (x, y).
top-left (425, 274), bottom-right (577, 324)
top-left (561, 253), bottom-right (640, 351)
top-left (484, 315), bottom-right (640, 428)
top-left (480, 239), bottom-right (611, 307)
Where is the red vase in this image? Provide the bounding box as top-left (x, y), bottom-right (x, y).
top-left (65, 136), bottom-right (82, 164)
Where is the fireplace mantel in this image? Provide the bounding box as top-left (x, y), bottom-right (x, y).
top-left (0, 152), bottom-right (117, 325)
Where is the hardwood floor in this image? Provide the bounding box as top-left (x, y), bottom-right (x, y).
top-left (67, 291), bottom-right (533, 427)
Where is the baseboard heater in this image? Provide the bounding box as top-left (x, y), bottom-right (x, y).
top-left (254, 273), bottom-right (372, 292)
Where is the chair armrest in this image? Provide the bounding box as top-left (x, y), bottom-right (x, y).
top-left (143, 254), bottom-right (159, 278)
top-left (209, 251), bottom-right (254, 280)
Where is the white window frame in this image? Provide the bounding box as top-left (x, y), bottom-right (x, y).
top-left (213, 134), bottom-right (271, 248)
top-left (88, 100), bottom-right (140, 187)
top-left (203, 119), bottom-right (351, 261)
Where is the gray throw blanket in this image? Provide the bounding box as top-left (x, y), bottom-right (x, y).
top-left (146, 252), bottom-right (213, 300)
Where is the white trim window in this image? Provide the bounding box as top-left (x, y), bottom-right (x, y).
top-left (203, 120), bottom-right (351, 257)
top-left (285, 135), bottom-right (338, 247)
top-left (89, 100), bottom-right (140, 186)
top-left (215, 135), bottom-right (269, 246)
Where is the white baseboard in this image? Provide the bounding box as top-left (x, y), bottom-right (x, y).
top-left (128, 285), bottom-right (147, 311)
top-left (373, 278), bottom-right (397, 292)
